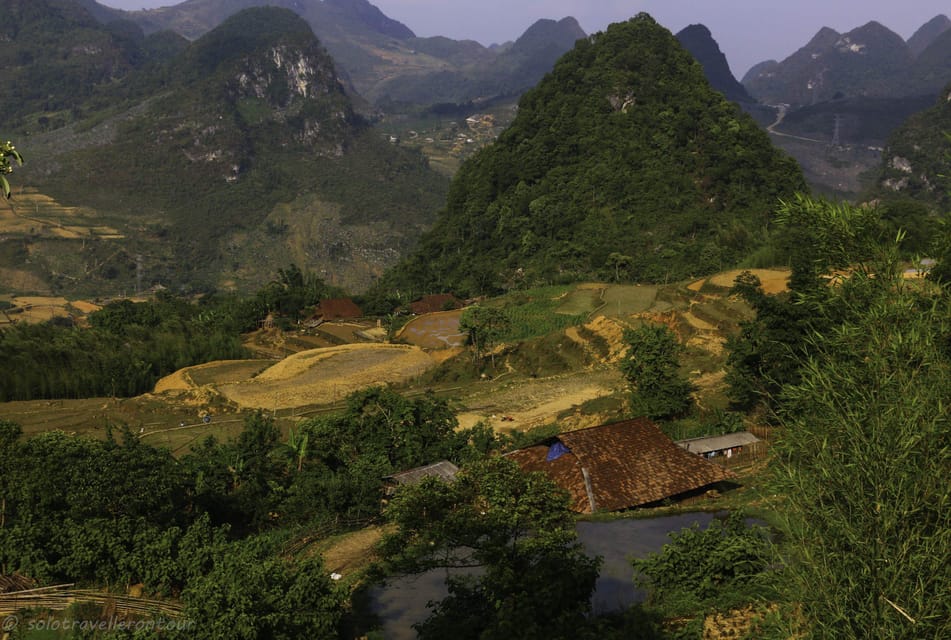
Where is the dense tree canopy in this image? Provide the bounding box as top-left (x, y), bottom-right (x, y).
top-left (0, 292), bottom-right (247, 401)
top-left (379, 457), bottom-right (600, 640)
top-left (381, 13), bottom-right (804, 297)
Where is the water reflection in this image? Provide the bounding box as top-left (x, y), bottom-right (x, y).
top-left (370, 511), bottom-right (724, 638)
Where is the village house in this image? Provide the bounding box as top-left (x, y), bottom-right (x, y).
top-left (505, 418), bottom-right (735, 513)
top-left (382, 460), bottom-right (460, 497)
top-left (308, 298), bottom-right (363, 325)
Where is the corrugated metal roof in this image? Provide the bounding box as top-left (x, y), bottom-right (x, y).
top-left (676, 432), bottom-right (760, 455)
top-left (384, 460), bottom-right (460, 486)
top-left (506, 418), bottom-right (735, 513)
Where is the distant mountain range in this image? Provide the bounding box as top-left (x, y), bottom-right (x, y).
top-left (737, 14), bottom-right (950, 199)
top-left (742, 16), bottom-right (951, 107)
top-left (86, 0), bottom-right (584, 112)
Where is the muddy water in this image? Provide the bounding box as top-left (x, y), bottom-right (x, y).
top-left (370, 511), bottom-right (725, 639)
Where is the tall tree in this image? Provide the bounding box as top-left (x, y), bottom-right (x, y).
top-left (737, 195), bottom-right (951, 638)
top-left (620, 324), bottom-right (694, 420)
top-left (725, 194), bottom-right (886, 414)
top-left (459, 305), bottom-right (510, 364)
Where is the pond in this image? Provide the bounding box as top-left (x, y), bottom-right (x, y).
top-left (370, 511), bottom-right (730, 639)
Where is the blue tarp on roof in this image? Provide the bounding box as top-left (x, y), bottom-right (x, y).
top-left (546, 441), bottom-right (570, 461)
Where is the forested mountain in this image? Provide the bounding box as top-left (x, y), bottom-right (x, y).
top-left (380, 14), bottom-right (805, 297)
top-left (10, 6), bottom-right (447, 294)
top-left (675, 24), bottom-right (753, 104)
top-left (0, 0), bottom-right (184, 131)
top-left (875, 85), bottom-right (951, 210)
top-left (737, 15), bottom-right (951, 199)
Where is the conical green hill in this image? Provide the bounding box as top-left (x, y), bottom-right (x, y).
top-left (386, 13), bottom-right (805, 296)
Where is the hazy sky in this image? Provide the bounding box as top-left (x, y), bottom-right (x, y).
top-left (99, 0), bottom-right (950, 77)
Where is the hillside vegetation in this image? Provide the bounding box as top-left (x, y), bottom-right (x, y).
top-left (876, 85), bottom-right (951, 210)
top-left (7, 6), bottom-right (447, 295)
top-left (381, 14), bottom-right (804, 297)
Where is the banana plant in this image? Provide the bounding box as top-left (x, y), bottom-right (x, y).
top-left (1, 141), bottom-right (23, 199)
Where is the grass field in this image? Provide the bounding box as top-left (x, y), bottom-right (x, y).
top-left (555, 285), bottom-right (603, 315)
top-left (598, 285), bottom-right (660, 316)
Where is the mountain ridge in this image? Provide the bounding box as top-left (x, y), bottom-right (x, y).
top-left (907, 14), bottom-right (951, 57)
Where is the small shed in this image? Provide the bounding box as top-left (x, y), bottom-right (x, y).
top-left (676, 432), bottom-right (761, 459)
top-left (506, 418), bottom-right (735, 514)
top-left (383, 460), bottom-right (460, 496)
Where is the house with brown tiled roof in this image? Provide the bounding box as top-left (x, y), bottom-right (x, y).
top-left (314, 298), bottom-right (363, 321)
top-left (409, 294), bottom-right (462, 315)
top-left (505, 418), bottom-right (735, 513)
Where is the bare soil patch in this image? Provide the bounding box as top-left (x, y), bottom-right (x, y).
top-left (219, 344), bottom-right (436, 410)
top-left (7, 296), bottom-right (71, 323)
top-left (705, 268), bottom-right (789, 294)
top-left (318, 321), bottom-right (375, 343)
top-left (69, 300), bottom-right (102, 314)
top-left (565, 315), bottom-right (630, 364)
